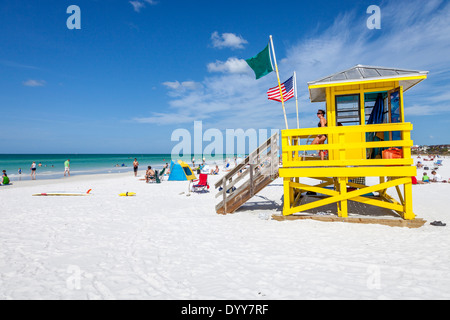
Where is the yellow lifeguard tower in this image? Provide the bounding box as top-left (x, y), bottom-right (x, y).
top-left (279, 65), bottom-right (428, 224)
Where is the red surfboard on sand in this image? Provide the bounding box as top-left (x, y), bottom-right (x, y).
top-left (33, 189), bottom-right (92, 196)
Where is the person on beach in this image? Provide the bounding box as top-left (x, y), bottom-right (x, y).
top-left (64, 159), bottom-right (70, 177)
top-left (210, 165), bottom-right (219, 175)
top-left (133, 158), bottom-right (139, 177)
top-left (165, 163), bottom-right (170, 175)
top-left (30, 161), bottom-right (37, 180)
top-left (1, 170), bottom-right (7, 185)
top-left (422, 172), bottom-right (430, 183)
top-left (311, 109), bottom-right (327, 160)
top-left (412, 176), bottom-right (428, 185)
top-left (1, 172), bottom-right (10, 185)
top-left (145, 166), bottom-right (155, 183)
top-left (430, 171), bottom-right (446, 183)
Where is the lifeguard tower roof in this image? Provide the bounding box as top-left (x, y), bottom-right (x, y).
top-left (308, 65), bottom-right (429, 102)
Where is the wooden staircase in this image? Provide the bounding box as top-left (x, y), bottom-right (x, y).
top-left (215, 133), bottom-right (279, 215)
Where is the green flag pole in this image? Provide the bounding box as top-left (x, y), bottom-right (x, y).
top-left (269, 35), bottom-right (289, 130)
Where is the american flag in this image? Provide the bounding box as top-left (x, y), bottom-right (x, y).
top-left (267, 75), bottom-right (294, 102)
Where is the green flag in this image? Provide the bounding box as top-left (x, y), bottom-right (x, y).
top-left (245, 44), bottom-right (274, 80)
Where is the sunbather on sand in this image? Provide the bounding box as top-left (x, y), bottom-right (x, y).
top-left (145, 166), bottom-right (155, 183)
top-left (430, 171), bottom-right (446, 183)
top-left (412, 176), bottom-right (428, 185)
top-left (1, 172), bottom-right (10, 185)
top-left (210, 165), bottom-right (219, 175)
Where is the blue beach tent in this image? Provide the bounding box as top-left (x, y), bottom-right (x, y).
top-left (168, 160), bottom-right (196, 181)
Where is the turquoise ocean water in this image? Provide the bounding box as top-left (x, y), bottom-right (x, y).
top-left (0, 154), bottom-right (228, 182)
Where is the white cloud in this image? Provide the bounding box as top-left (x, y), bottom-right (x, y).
top-left (179, 81), bottom-right (201, 90)
top-left (130, 0), bottom-right (157, 12)
top-left (207, 58), bottom-right (249, 74)
top-left (22, 79), bottom-right (46, 87)
top-left (162, 81), bottom-right (182, 90)
top-left (162, 81), bottom-right (202, 95)
top-left (211, 32), bottom-right (248, 49)
top-left (137, 72), bottom-right (287, 128)
top-left (129, 1), bottom-right (145, 12)
top-left (405, 104), bottom-right (450, 116)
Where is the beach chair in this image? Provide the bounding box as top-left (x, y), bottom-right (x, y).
top-left (191, 174), bottom-right (210, 193)
top-left (147, 170), bottom-right (161, 184)
top-left (154, 170), bottom-right (161, 184)
top-left (434, 160), bottom-right (443, 166)
top-left (223, 162), bottom-right (231, 172)
top-left (159, 167), bottom-right (166, 181)
top-left (158, 170), bottom-right (163, 183)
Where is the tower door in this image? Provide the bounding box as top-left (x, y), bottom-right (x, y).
top-left (388, 87), bottom-right (402, 141)
top-left (334, 94), bottom-right (365, 160)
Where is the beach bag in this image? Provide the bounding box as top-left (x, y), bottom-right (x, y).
top-left (424, 167), bottom-right (429, 170)
top-left (382, 148), bottom-right (403, 159)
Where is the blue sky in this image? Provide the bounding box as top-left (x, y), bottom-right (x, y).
top-left (1, 0), bottom-right (449, 154)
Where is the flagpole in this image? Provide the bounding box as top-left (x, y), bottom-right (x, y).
top-left (294, 71), bottom-right (299, 129)
top-left (269, 35), bottom-right (289, 130)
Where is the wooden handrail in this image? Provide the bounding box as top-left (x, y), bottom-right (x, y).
top-left (214, 132), bottom-right (278, 189)
top-left (215, 132), bottom-right (279, 214)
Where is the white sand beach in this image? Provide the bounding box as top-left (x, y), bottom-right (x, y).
top-left (1, 157), bottom-right (450, 300)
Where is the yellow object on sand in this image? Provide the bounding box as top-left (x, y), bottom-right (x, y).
top-left (119, 192), bottom-right (136, 197)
